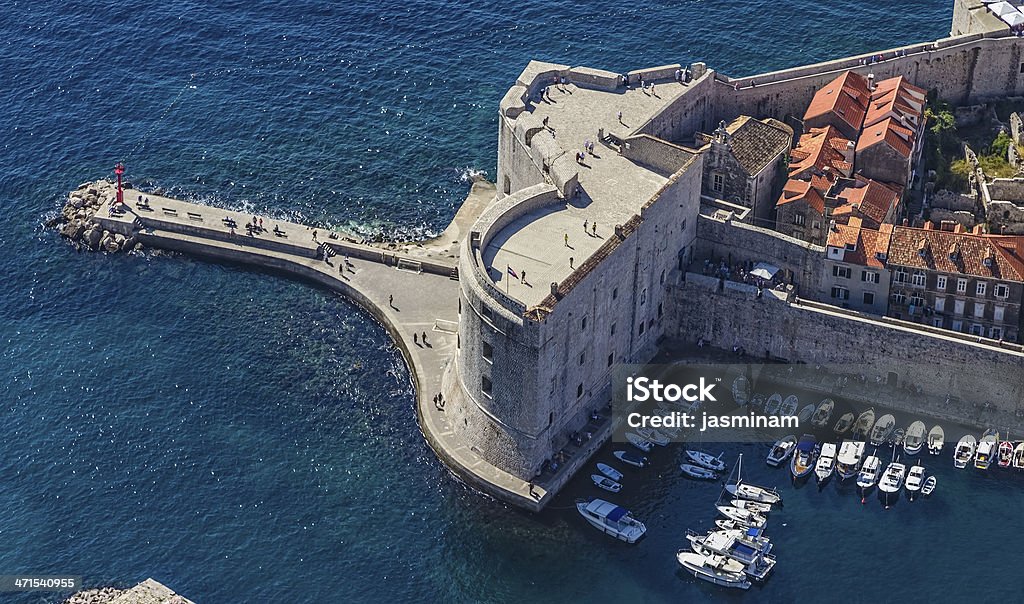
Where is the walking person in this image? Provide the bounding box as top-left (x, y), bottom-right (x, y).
top-left (591, 222), bottom-right (597, 236)
top-left (520, 270), bottom-right (526, 284)
top-left (583, 220), bottom-right (588, 232)
top-left (564, 233), bottom-right (569, 247)
top-left (569, 257), bottom-right (574, 269)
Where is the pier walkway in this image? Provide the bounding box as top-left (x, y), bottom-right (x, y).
top-left (89, 181), bottom-right (560, 511)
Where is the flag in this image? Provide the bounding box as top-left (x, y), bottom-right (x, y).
top-left (507, 265), bottom-right (519, 279)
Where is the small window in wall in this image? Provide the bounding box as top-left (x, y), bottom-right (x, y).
top-left (1019, 62), bottom-right (1024, 74)
top-left (549, 412), bottom-right (553, 426)
top-left (712, 173), bottom-right (724, 193)
top-left (581, 316), bottom-right (587, 330)
top-left (503, 175), bottom-right (511, 194)
top-left (639, 322), bottom-right (646, 336)
top-left (658, 302), bottom-right (663, 318)
top-left (607, 353), bottom-right (614, 367)
top-left (612, 287), bottom-right (619, 300)
top-left (458, 297), bottom-right (462, 314)
top-left (640, 288), bottom-right (647, 305)
top-left (681, 218), bottom-right (687, 232)
top-left (457, 334), bottom-right (460, 349)
top-left (610, 322), bottom-right (616, 335)
top-left (481, 376), bottom-right (493, 398)
top-left (863, 292), bottom-right (874, 305)
top-left (660, 270), bottom-right (666, 285)
top-left (482, 341), bottom-right (493, 363)
top-left (579, 351), bottom-right (586, 366)
top-left (577, 383), bottom-right (584, 399)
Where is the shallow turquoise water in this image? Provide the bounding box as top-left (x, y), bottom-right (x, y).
top-left (6, 1), bottom-right (1021, 602)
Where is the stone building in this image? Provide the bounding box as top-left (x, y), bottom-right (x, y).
top-left (823, 217), bottom-right (893, 314)
top-left (830, 176), bottom-right (903, 229)
top-left (775, 174), bottom-right (830, 244)
top-left (803, 71), bottom-right (871, 140)
top-left (886, 222), bottom-right (1024, 341)
top-left (695, 116), bottom-right (792, 226)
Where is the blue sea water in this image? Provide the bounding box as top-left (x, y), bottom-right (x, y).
top-left (2, 1), bottom-right (1020, 602)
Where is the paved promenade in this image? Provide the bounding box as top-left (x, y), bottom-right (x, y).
top-left (89, 181), bottom-right (566, 511)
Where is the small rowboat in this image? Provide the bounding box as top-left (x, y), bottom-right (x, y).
top-left (833, 412), bottom-right (855, 435)
top-left (922, 475), bottom-right (937, 496)
top-left (998, 441), bottom-right (1014, 468)
top-left (780, 395), bottom-right (799, 416)
top-left (626, 432), bottom-right (653, 453)
top-left (591, 474), bottom-right (622, 493)
top-left (1013, 442), bottom-right (1024, 470)
top-left (764, 393), bottom-right (783, 415)
top-left (597, 463), bottom-right (623, 482)
top-left (680, 464), bottom-right (718, 480)
top-left (614, 450), bottom-right (647, 468)
top-left (811, 399), bottom-right (834, 428)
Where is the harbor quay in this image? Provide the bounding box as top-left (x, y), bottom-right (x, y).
top-left (56, 0), bottom-right (1024, 514)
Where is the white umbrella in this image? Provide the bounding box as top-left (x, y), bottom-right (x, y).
top-left (988, 1), bottom-right (1017, 16)
top-left (1002, 10), bottom-right (1024, 26)
top-left (749, 263), bottom-right (779, 280)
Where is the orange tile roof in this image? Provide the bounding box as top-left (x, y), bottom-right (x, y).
top-left (777, 178), bottom-right (825, 214)
top-left (804, 71), bottom-right (870, 133)
top-left (864, 77), bottom-right (925, 130)
top-left (826, 219), bottom-right (893, 268)
top-left (888, 226), bottom-right (1024, 281)
top-left (831, 178), bottom-right (903, 226)
top-left (789, 126), bottom-right (853, 178)
top-left (857, 116), bottom-right (914, 158)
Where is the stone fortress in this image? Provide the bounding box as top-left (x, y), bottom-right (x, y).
top-left (443, 0), bottom-right (1024, 509)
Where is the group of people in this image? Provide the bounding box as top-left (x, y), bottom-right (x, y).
top-left (700, 258), bottom-right (787, 292)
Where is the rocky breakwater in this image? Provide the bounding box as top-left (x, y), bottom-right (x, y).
top-left (51, 180), bottom-right (141, 254)
top-left (62, 586), bottom-right (125, 604)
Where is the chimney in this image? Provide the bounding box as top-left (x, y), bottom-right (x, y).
top-left (973, 224), bottom-right (985, 235)
top-left (954, 223), bottom-right (966, 234)
top-left (940, 220), bottom-right (956, 232)
top-left (923, 220), bottom-right (933, 230)
top-left (843, 139), bottom-right (856, 165)
top-left (902, 218), bottom-right (909, 226)
top-left (868, 73), bottom-right (876, 92)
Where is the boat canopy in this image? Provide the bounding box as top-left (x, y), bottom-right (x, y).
top-left (796, 436), bottom-right (815, 451)
top-left (606, 506), bottom-right (629, 522)
top-left (746, 527), bottom-right (760, 538)
top-left (749, 262), bottom-right (779, 280)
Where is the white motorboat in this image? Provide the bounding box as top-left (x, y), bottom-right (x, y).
top-left (591, 474), bottom-right (622, 493)
top-left (869, 414), bottom-right (896, 447)
top-left (597, 463), bottom-right (623, 482)
top-left (851, 408), bottom-right (875, 440)
top-left (904, 463), bottom-right (925, 497)
top-left (904, 421), bottom-right (927, 456)
top-left (732, 376), bottom-right (750, 406)
top-left (998, 441), bottom-right (1014, 468)
top-left (687, 530), bottom-right (776, 581)
top-left (922, 475), bottom-right (937, 496)
top-left (614, 450), bottom-right (647, 468)
top-left (685, 450), bottom-right (727, 472)
top-left (690, 527), bottom-right (773, 558)
top-left (1013, 442), bottom-right (1024, 470)
top-left (576, 498), bottom-right (646, 543)
top-left (676, 551), bottom-right (751, 590)
top-left (764, 393), bottom-right (783, 415)
top-left (790, 434), bottom-right (818, 480)
top-left (975, 430), bottom-right (998, 470)
top-left (636, 427), bottom-right (669, 446)
top-left (766, 435), bottom-right (797, 467)
top-left (725, 454), bottom-right (783, 504)
top-left (716, 505), bottom-right (767, 529)
top-left (730, 499), bottom-right (772, 515)
top-left (878, 457), bottom-right (906, 495)
top-left (811, 399), bottom-right (835, 428)
top-left (797, 404), bottom-right (815, 425)
top-left (626, 432), bottom-right (653, 453)
top-left (833, 412), bottom-right (855, 435)
top-left (927, 425), bottom-right (945, 456)
top-left (715, 519), bottom-right (766, 537)
top-left (856, 451), bottom-right (881, 490)
top-left (815, 442), bottom-right (837, 484)
top-left (680, 463), bottom-right (718, 480)
top-left (836, 440), bottom-right (866, 480)
top-left (780, 395), bottom-right (799, 416)
top-left (953, 435), bottom-right (976, 469)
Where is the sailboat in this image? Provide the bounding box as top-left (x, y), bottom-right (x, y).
top-left (723, 453), bottom-right (783, 504)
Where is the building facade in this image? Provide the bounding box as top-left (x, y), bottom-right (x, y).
top-left (822, 218), bottom-right (893, 314)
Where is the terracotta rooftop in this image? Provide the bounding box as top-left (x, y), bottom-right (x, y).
top-left (789, 126), bottom-right (853, 179)
top-left (804, 71), bottom-right (870, 133)
top-left (777, 178), bottom-right (826, 214)
top-left (831, 177), bottom-right (903, 226)
top-left (723, 116), bottom-right (792, 176)
top-left (857, 116), bottom-right (915, 158)
top-left (826, 217), bottom-right (894, 269)
top-left (865, 76), bottom-right (926, 130)
top-left (888, 226), bottom-right (1024, 281)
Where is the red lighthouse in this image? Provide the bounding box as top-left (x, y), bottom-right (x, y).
top-left (114, 163), bottom-right (125, 206)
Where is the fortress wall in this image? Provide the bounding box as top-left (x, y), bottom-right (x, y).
top-left (668, 278), bottom-right (1024, 430)
top-left (694, 214), bottom-right (827, 298)
top-left (496, 116), bottom-right (548, 200)
top-left (638, 73), bottom-right (716, 143)
top-left (621, 134), bottom-right (697, 177)
top-left (706, 35), bottom-right (1024, 129)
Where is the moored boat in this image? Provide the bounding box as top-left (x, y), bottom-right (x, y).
top-left (732, 376), bottom-right (750, 407)
top-left (614, 450), bottom-right (648, 468)
top-left (836, 440), bottom-right (866, 480)
top-left (626, 432), bottom-right (653, 453)
top-left (676, 551), bottom-right (751, 590)
top-left (636, 426), bottom-right (669, 446)
top-left (878, 457), bottom-right (907, 496)
top-left (953, 435), bottom-right (976, 469)
top-left (869, 414), bottom-right (895, 447)
top-left (764, 393), bottom-right (783, 416)
top-left (766, 435), bottom-right (797, 467)
top-left (716, 505), bottom-right (767, 529)
top-left (749, 393), bottom-right (765, 411)
top-left (1013, 442), bottom-right (1024, 470)
top-left (856, 452), bottom-right (881, 490)
top-left (591, 474), bottom-right (622, 493)
top-left (997, 440), bottom-right (1013, 468)
top-left (730, 499), bottom-right (772, 515)
top-left (904, 421), bottom-right (927, 456)
top-left (833, 412), bottom-right (855, 435)
top-left (815, 442), bottom-right (837, 484)
top-left (576, 498), bottom-right (646, 543)
top-left (680, 463), bottom-right (718, 480)
top-left (975, 430), bottom-right (998, 470)
top-left (725, 454), bottom-right (783, 504)
top-left (789, 434), bottom-right (818, 480)
top-left (922, 475), bottom-right (937, 496)
top-left (597, 463), bottom-right (623, 482)
top-left (797, 404), bottom-right (815, 425)
top-left (685, 450), bottom-right (727, 472)
top-left (905, 463), bottom-right (925, 497)
top-left (811, 399), bottom-right (835, 428)
top-left (927, 425), bottom-right (945, 456)
top-left (715, 519), bottom-right (766, 536)
top-left (852, 408), bottom-right (875, 440)
top-left (687, 530), bottom-right (776, 581)
top-left (780, 395), bottom-right (799, 416)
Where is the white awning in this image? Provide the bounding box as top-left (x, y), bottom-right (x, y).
top-left (988, 1), bottom-right (1018, 16)
top-left (1001, 10), bottom-right (1024, 25)
top-left (750, 263), bottom-right (779, 280)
